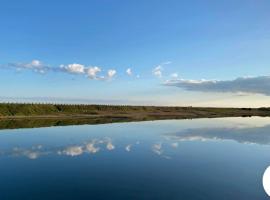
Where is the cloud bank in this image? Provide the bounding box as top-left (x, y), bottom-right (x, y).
top-left (3, 60), bottom-right (117, 81)
top-left (165, 76), bottom-right (270, 96)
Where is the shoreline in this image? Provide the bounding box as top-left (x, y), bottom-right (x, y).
top-left (0, 103), bottom-right (270, 130)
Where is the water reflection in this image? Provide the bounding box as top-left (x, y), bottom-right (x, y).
top-left (1, 137), bottom-right (140, 160)
top-left (2, 138), bottom-right (113, 159)
top-left (2, 138), bottom-right (172, 160)
top-left (12, 146), bottom-right (45, 159)
top-left (152, 143), bottom-right (163, 155)
top-left (2, 118), bottom-right (270, 160)
top-left (1, 118), bottom-right (270, 199)
top-left (125, 144), bottom-right (132, 152)
top-left (166, 124), bottom-right (270, 145)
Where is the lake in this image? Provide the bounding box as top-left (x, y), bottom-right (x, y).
top-left (0, 117), bottom-right (270, 199)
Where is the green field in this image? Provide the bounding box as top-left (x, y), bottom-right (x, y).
top-left (0, 103), bottom-right (269, 117)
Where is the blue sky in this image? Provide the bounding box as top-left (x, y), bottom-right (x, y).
top-left (1, 0), bottom-right (270, 107)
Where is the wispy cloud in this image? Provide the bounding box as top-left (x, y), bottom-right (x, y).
top-left (164, 76), bottom-right (270, 96)
top-left (153, 66), bottom-right (163, 78)
top-left (126, 68), bottom-right (132, 76)
top-left (152, 61), bottom-right (172, 78)
top-left (170, 73), bottom-right (178, 78)
top-left (6, 60), bottom-right (50, 74)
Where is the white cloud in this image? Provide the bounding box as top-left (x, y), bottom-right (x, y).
top-left (3, 59), bottom-right (175, 82)
top-left (153, 66), bottom-right (163, 78)
top-left (126, 68), bottom-right (132, 76)
top-left (61, 63), bottom-right (85, 74)
top-left (85, 67), bottom-right (116, 80)
top-left (152, 61), bottom-right (171, 78)
top-left (162, 61), bottom-right (172, 65)
top-left (171, 73), bottom-right (178, 78)
top-left (27, 60), bottom-right (42, 68)
top-left (7, 59), bottom-right (49, 74)
top-left (107, 69), bottom-right (116, 79)
top-left (164, 76), bottom-right (270, 96)
top-left (4, 59), bottom-right (120, 82)
top-left (86, 66), bottom-right (101, 79)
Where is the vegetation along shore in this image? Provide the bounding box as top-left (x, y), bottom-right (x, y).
top-left (0, 103), bottom-right (270, 130)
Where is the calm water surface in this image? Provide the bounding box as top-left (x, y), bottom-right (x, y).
top-left (0, 117), bottom-right (270, 199)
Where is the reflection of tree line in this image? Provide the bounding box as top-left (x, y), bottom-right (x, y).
top-left (0, 117), bottom-right (134, 130)
top-left (0, 116), bottom-right (194, 130)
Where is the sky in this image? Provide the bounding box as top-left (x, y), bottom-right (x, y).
top-left (0, 0), bottom-right (270, 107)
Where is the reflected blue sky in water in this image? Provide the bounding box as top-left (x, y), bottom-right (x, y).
top-left (1, 117), bottom-right (270, 160)
top-left (1, 117), bottom-right (270, 199)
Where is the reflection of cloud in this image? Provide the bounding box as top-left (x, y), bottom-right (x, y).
top-left (36, 145), bottom-right (43, 149)
top-left (171, 142), bottom-right (178, 148)
top-left (152, 143), bottom-right (171, 159)
top-left (166, 125), bottom-right (270, 145)
top-left (12, 147), bottom-right (44, 160)
top-left (0, 137), bottom-right (178, 160)
top-left (26, 152), bottom-right (40, 159)
top-left (106, 142), bottom-right (115, 151)
top-left (58, 146), bottom-right (84, 157)
top-left (86, 141), bottom-right (100, 154)
top-left (125, 144), bottom-right (132, 152)
top-left (2, 137), bottom-right (120, 159)
top-left (152, 143), bottom-right (163, 155)
top-left (103, 138), bottom-right (115, 151)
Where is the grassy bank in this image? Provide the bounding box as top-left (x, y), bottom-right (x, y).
top-left (0, 103), bottom-right (270, 118)
top-left (0, 103), bottom-right (269, 130)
